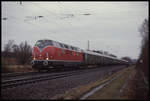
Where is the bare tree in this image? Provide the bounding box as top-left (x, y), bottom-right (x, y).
top-left (137, 19), bottom-right (149, 78)
top-left (139, 19), bottom-right (149, 49)
top-left (3, 40), bottom-right (15, 57)
top-left (12, 41), bottom-right (32, 65)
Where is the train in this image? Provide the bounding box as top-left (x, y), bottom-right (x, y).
top-left (31, 39), bottom-right (129, 71)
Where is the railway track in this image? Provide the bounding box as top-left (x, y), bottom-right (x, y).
top-left (2, 65), bottom-right (126, 89)
top-left (2, 67), bottom-right (86, 81)
top-left (2, 67), bottom-right (101, 89)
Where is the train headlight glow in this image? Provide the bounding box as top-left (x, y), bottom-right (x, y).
top-left (46, 57), bottom-right (49, 60)
top-left (33, 57), bottom-right (36, 60)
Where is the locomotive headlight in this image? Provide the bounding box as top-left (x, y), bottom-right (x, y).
top-left (33, 57), bottom-right (36, 60)
top-left (46, 52), bottom-right (49, 60)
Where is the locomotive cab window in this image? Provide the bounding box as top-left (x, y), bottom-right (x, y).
top-left (54, 42), bottom-right (61, 48)
top-left (59, 43), bottom-right (64, 48)
top-left (35, 40), bottom-right (53, 49)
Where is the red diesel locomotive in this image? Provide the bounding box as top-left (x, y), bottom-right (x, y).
top-left (31, 39), bottom-right (83, 70)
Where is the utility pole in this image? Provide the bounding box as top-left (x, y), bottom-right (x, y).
top-left (20, 1), bottom-right (22, 5)
top-left (87, 40), bottom-right (90, 51)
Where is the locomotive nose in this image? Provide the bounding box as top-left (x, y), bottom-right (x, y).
top-left (31, 60), bottom-right (35, 65)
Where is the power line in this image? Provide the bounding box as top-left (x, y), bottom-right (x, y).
top-left (30, 3), bottom-right (60, 23)
top-left (3, 13), bottom-right (43, 30)
top-left (30, 2), bottom-right (77, 39)
top-left (3, 2), bottom-right (45, 28)
top-left (4, 2), bottom-right (55, 29)
top-left (56, 2), bottom-right (90, 49)
top-left (31, 2), bottom-right (74, 27)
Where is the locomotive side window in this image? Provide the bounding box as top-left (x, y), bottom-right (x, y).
top-left (68, 46), bottom-right (72, 50)
top-left (76, 52), bottom-right (79, 56)
top-left (70, 46), bottom-right (74, 50)
top-left (72, 47), bottom-right (75, 50)
top-left (74, 47), bottom-right (77, 51)
top-left (64, 44), bottom-right (69, 49)
top-left (70, 51), bottom-right (72, 56)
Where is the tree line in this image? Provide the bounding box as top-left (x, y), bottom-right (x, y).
top-left (2, 40), bottom-right (32, 65)
top-left (136, 19), bottom-right (149, 78)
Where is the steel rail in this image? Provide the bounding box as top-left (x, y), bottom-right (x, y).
top-left (2, 72), bottom-right (38, 78)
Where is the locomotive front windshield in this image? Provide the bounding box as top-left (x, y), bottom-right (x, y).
top-left (35, 40), bottom-right (53, 49)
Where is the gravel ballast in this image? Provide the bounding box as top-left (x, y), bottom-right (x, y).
top-left (1, 65), bottom-right (126, 100)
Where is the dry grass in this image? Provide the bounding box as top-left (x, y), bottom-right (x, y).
top-left (3, 65), bottom-right (37, 73)
top-left (52, 67), bottom-right (132, 99)
top-left (120, 68), bottom-right (148, 99)
top-left (87, 67), bottom-right (133, 99)
top-left (2, 57), bottom-right (37, 73)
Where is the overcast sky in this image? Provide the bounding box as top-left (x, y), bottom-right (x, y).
top-left (2, 1), bottom-right (148, 59)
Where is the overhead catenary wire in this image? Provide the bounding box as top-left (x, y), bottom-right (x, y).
top-left (31, 2), bottom-right (75, 28)
top-left (30, 2), bottom-right (81, 46)
top-left (56, 2), bottom-right (86, 47)
top-left (2, 2), bottom-right (45, 28)
top-left (7, 2), bottom-right (59, 29)
top-left (30, 2), bottom-right (63, 26)
top-left (4, 14), bottom-right (40, 28)
top-left (23, 2), bottom-right (78, 46)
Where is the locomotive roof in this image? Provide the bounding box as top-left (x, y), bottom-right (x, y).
top-left (37, 39), bottom-right (82, 52)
